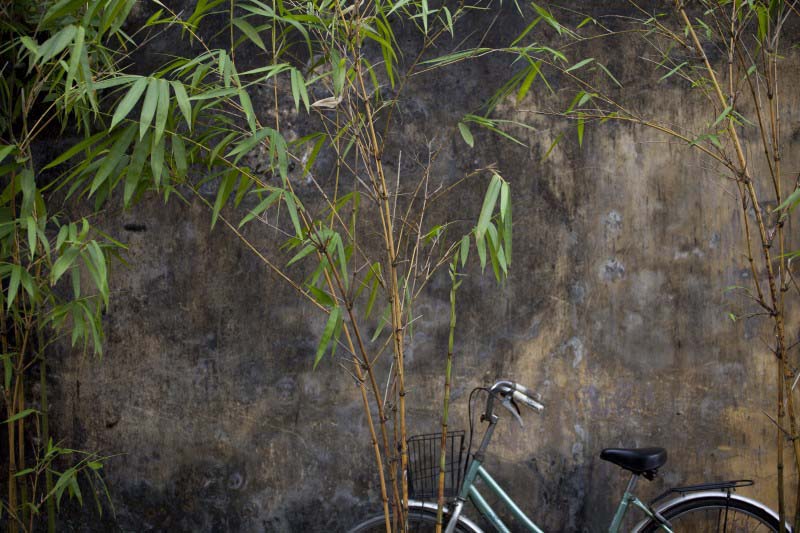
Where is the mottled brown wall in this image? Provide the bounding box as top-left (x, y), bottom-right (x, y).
top-left (48, 3), bottom-right (800, 532)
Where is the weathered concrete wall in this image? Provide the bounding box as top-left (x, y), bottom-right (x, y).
top-left (49, 3), bottom-right (800, 531)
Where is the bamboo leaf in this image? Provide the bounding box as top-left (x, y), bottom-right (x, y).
top-left (308, 285), bottom-right (335, 308)
top-left (125, 132), bottom-right (150, 206)
top-left (226, 128), bottom-right (271, 162)
top-left (475, 233), bottom-right (487, 272)
top-left (238, 189), bottom-right (282, 227)
top-left (42, 0), bottom-right (85, 26)
top-left (659, 61), bottom-right (688, 81)
top-left (150, 133), bottom-right (165, 187)
top-left (239, 89), bottom-right (257, 133)
top-left (69, 476), bottom-right (83, 506)
top-left (577, 113), bottom-right (585, 147)
top-left (188, 87), bottom-right (238, 101)
top-left (3, 408), bottom-right (39, 424)
top-left (757, 6), bottom-right (767, 41)
top-left (233, 174), bottom-right (252, 208)
top-left (387, 0), bottom-right (413, 17)
top-left (154, 79), bottom-right (170, 145)
top-left (597, 62), bottom-right (622, 88)
top-left (66, 25), bottom-right (85, 91)
top-left (56, 225), bottom-right (68, 251)
top-left (71, 266), bottom-right (81, 298)
top-left (43, 131), bottom-right (105, 170)
top-left (170, 81), bottom-right (193, 131)
top-left (503, 199), bottom-right (512, 265)
top-left (542, 132), bottom-right (563, 161)
top-left (90, 124), bottom-right (136, 196)
top-left (0, 144), bottom-right (16, 164)
top-left (486, 222), bottom-right (502, 280)
top-left (314, 307), bottom-right (340, 369)
top-left (460, 234), bottom-right (470, 267)
top-left (565, 57), bottom-right (594, 73)
top-left (371, 305), bottom-right (391, 342)
top-left (232, 17), bottom-right (267, 51)
top-left (38, 25), bottom-right (77, 64)
top-left (287, 244), bottom-right (316, 267)
top-left (88, 241), bottom-right (107, 287)
top-left (7, 264), bottom-right (22, 309)
top-left (139, 78), bottom-right (159, 140)
top-left (500, 181), bottom-right (509, 221)
top-left (110, 77), bottom-right (147, 130)
top-left (290, 68), bottom-right (301, 112)
top-left (52, 247), bottom-right (79, 284)
top-left (283, 191), bottom-right (303, 238)
top-left (516, 61), bottom-right (541, 104)
top-left (531, 2), bottom-right (563, 35)
top-left (334, 234), bottom-right (348, 290)
top-left (172, 134), bottom-right (187, 179)
top-left (211, 172), bottom-right (236, 228)
top-left (777, 186), bottom-right (800, 211)
top-left (476, 174), bottom-right (502, 239)
top-left (54, 467), bottom-right (77, 509)
top-left (457, 122), bottom-right (474, 148)
top-left (26, 216), bottom-right (37, 260)
top-left (711, 105), bottom-right (733, 128)
top-left (365, 272), bottom-right (380, 319)
top-left (292, 69), bottom-right (310, 112)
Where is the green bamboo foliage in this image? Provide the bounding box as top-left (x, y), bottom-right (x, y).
top-left (5, 0), bottom-right (523, 530)
top-left (0, 0), bottom-right (150, 529)
top-left (472, 1), bottom-right (800, 529)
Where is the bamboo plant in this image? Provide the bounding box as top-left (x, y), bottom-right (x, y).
top-left (3, 0), bottom-right (521, 530)
top-left (460, 1), bottom-right (800, 529)
top-left (0, 0), bottom-right (143, 529)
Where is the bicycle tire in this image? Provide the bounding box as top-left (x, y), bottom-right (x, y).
top-left (348, 507), bottom-right (474, 533)
top-left (639, 495), bottom-right (781, 532)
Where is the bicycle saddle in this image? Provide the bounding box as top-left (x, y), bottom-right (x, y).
top-left (600, 447), bottom-right (667, 476)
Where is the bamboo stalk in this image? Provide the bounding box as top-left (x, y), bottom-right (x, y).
top-left (6, 168), bottom-right (20, 533)
top-left (6, 385), bottom-right (19, 533)
top-left (677, 5), bottom-right (800, 528)
top-left (17, 376), bottom-right (28, 528)
top-left (38, 323), bottom-right (55, 533)
top-left (354, 57), bottom-right (411, 527)
top-left (435, 261), bottom-right (459, 533)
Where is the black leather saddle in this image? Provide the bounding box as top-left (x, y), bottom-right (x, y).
top-left (600, 447), bottom-right (667, 478)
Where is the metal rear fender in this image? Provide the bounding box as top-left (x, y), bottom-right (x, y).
top-left (630, 491), bottom-right (790, 533)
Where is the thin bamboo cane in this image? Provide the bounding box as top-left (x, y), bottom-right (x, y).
top-left (677, 4), bottom-right (800, 529)
top-left (435, 261), bottom-right (459, 533)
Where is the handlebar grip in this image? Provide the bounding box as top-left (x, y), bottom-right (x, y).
top-left (512, 390), bottom-right (544, 412)
top-left (513, 382), bottom-right (541, 401)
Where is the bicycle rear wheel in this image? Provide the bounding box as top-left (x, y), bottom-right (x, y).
top-left (639, 496), bottom-right (780, 532)
top-left (348, 507), bottom-right (474, 533)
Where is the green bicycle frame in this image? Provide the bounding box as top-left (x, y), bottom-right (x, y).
top-left (447, 385), bottom-right (671, 533)
top-left (454, 455), bottom-right (671, 533)
top-left (457, 457), bottom-right (543, 533)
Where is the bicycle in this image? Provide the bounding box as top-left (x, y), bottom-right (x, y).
top-left (349, 380), bottom-right (789, 532)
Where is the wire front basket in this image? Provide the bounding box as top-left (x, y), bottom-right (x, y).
top-left (407, 430), bottom-right (466, 500)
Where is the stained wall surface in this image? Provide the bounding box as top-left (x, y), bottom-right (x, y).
top-left (48, 3), bottom-right (800, 531)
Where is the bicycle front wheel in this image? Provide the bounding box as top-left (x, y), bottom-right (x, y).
top-left (639, 495), bottom-right (781, 532)
top-left (348, 507), bottom-right (475, 533)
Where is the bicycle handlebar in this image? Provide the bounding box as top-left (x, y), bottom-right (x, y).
top-left (486, 380), bottom-right (544, 425)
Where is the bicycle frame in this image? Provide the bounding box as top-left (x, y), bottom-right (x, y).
top-left (442, 387), bottom-right (670, 533)
top-left (443, 453), bottom-right (670, 533)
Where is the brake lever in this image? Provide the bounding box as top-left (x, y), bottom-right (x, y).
top-left (501, 396), bottom-right (524, 428)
